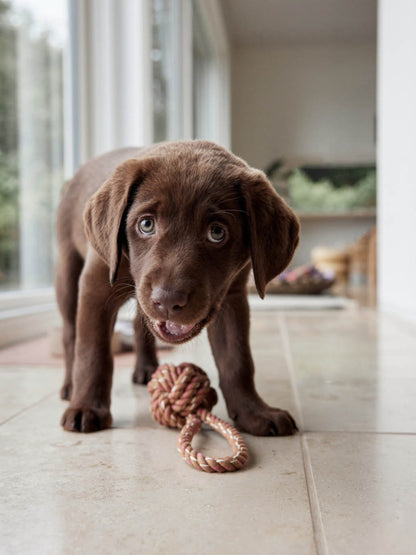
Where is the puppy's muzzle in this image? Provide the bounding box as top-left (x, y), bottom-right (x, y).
top-left (150, 286), bottom-right (189, 319)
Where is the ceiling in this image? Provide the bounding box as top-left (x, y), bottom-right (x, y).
top-left (220, 0), bottom-right (377, 46)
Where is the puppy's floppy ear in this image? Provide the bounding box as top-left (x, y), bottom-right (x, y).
top-left (241, 169), bottom-right (300, 299)
top-left (83, 157), bottom-right (155, 285)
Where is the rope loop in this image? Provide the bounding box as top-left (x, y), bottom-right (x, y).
top-left (148, 363), bottom-right (248, 473)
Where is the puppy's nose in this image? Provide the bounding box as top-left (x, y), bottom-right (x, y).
top-left (151, 286), bottom-right (189, 315)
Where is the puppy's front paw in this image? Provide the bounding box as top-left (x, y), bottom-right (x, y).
top-left (234, 405), bottom-right (298, 436)
top-left (132, 363), bottom-right (157, 385)
top-left (61, 406), bottom-right (112, 433)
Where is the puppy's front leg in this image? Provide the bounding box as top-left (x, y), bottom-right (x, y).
top-left (132, 310), bottom-right (159, 384)
top-left (61, 252), bottom-right (130, 433)
top-left (208, 291), bottom-right (297, 436)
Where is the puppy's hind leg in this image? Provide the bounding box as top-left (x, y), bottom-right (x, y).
top-left (132, 309), bottom-right (158, 384)
top-left (55, 249), bottom-right (83, 400)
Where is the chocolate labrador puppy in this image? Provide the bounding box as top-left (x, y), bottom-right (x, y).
top-left (56, 141), bottom-right (299, 435)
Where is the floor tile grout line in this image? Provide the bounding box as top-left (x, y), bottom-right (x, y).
top-left (277, 313), bottom-right (305, 432)
top-left (278, 313), bottom-right (329, 555)
top-left (0, 390), bottom-right (58, 427)
top-left (303, 430), bottom-right (416, 437)
top-left (300, 434), bottom-right (329, 555)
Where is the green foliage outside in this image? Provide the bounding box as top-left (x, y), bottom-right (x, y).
top-left (0, 152), bottom-right (19, 284)
top-left (0, 0), bottom-right (19, 285)
top-left (288, 168), bottom-right (377, 213)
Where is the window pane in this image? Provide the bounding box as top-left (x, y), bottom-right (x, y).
top-left (151, 0), bottom-right (173, 143)
top-left (0, 0), bottom-right (67, 290)
top-left (192, 2), bottom-right (215, 140)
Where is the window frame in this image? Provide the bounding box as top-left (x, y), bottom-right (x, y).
top-left (192, 0), bottom-right (231, 148)
top-left (151, 0), bottom-right (230, 146)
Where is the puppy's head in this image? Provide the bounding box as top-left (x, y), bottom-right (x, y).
top-left (84, 141), bottom-right (299, 343)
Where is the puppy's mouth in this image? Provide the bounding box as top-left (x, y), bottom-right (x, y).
top-left (149, 310), bottom-right (215, 344)
top-left (153, 320), bottom-right (200, 343)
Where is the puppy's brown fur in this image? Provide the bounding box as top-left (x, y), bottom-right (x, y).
top-left (56, 141), bottom-right (299, 435)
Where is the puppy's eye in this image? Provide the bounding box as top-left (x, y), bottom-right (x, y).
top-left (207, 224), bottom-right (227, 243)
top-left (138, 217), bottom-right (155, 235)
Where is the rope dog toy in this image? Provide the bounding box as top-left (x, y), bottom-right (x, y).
top-left (148, 362), bottom-right (248, 473)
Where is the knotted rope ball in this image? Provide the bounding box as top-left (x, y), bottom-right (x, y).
top-left (148, 362), bottom-right (248, 473)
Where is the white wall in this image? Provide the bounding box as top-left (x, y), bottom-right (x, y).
top-left (378, 0), bottom-right (416, 323)
top-left (292, 215), bottom-right (376, 268)
top-left (231, 42), bottom-right (376, 169)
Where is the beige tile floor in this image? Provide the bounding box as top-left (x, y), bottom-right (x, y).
top-left (1, 307), bottom-right (416, 554)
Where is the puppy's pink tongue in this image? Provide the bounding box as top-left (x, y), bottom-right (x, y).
top-left (165, 321), bottom-right (194, 336)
